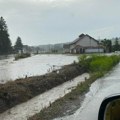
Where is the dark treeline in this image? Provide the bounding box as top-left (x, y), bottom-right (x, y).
top-left (0, 17), bottom-right (12, 54)
top-left (0, 16), bottom-right (23, 55)
top-left (101, 38), bottom-right (120, 53)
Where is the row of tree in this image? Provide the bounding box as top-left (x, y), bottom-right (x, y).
top-left (0, 17), bottom-right (23, 55)
top-left (101, 38), bottom-right (120, 53)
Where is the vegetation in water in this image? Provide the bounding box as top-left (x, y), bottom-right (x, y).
top-left (15, 53), bottom-right (31, 60)
top-left (0, 64), bottom-right (85, 114)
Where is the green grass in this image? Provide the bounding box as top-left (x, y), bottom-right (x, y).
top-left (78, 54), bottom-right (120, 73)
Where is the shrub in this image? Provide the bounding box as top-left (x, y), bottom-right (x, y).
top-left (78, 55), bottom-right (92, 70)
top-left (15, 53), bottom-right (31, 60)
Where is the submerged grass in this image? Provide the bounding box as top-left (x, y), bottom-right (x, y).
top-left (15, 53), bottom-right (31, 60)
top-left (29, 55), bottom-right (120, 120)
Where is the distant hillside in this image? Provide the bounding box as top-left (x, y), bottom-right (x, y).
top-left (37, 43), bottom-right (63, 53)
top-left (23, 43), bottom-right (67, 54)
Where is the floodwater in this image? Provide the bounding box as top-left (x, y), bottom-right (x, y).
top-left (0, 54), bottom-right (77, 83)
top-left (54, 63), bottom-right (120, 120)
top-left (0, 73), bottom-right (89, 120)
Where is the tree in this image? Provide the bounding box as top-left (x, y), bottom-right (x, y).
top-left (101, 39), bottom-right (112, 53)
top-left (112, 38), bottom-right (120, 52)
top-left (14, 37), bottom-right (23, 53)
top-left (0, 16), bottom-right (12, 54)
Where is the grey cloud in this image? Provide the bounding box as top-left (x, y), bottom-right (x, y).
top-left (0, 0), bottom-right (120, 45)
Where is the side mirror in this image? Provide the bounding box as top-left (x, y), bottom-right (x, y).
top-left (98, 94), bottom-right (120, 120)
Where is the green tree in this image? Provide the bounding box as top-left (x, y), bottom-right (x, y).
top-left (14, 37), bottom-right (23, 53)
top-left (112, 38), bottom-right (120, 52)
top-left (101, 39), bottom-right (112, 53)
top-left (0, 16), bottom-right (12, 54)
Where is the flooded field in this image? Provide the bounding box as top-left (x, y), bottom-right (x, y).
top-left (0, 54), bottom-right (77, 83)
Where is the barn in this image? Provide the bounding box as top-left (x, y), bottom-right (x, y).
top-left (64, 34), bottom-right (104, 54)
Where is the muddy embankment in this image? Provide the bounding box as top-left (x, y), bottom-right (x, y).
top-left (0, 63), bottom-right (86, 114)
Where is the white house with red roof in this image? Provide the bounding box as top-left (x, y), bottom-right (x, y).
top-left (64, 34), bottom-right (104, 54)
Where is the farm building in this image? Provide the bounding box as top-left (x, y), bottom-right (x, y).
top-left (64, 34), bottom-right (104, 54)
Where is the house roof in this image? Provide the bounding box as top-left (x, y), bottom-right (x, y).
top-left (69, 34), bottom-right (98, 45)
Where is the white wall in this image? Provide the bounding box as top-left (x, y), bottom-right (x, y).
top-left (85, 48), bottom-right (104, 53)
top-left (76, 36), bottom-right (98, 47)
top-left (69, 35), bottom-right (101, 53)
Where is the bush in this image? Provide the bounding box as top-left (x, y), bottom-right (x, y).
top-left (78, 55), bottom-right (91, 70)
top-left (15, 53), bottom-right (31, 60)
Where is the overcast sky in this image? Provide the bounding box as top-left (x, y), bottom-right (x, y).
top-left (0, 0), bottom-right (120, 46)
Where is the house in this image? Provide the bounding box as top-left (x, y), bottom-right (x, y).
top-left (64, 34), bottom-right (104, 54)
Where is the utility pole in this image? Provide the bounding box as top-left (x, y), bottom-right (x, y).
top-left (98, 36), bottom-right (100, 55)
